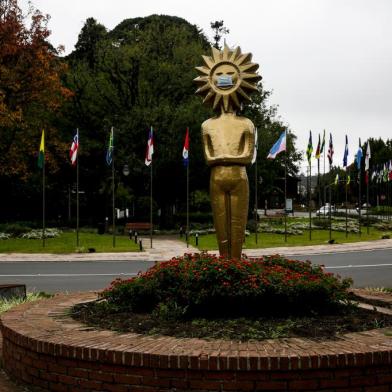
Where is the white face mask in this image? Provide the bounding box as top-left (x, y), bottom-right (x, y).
top-left (216, 75), bottom-right (233, 87)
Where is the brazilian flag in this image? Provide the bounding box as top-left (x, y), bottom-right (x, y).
top-left (306, 130), bottom-right (313, 163)
top-left (38, 130), bottom-right (45, 169)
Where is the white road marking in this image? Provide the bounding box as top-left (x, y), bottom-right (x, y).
top-left (0, 273), bottom-right (138, 277)
top-left (325, 263), bottom-right (392, 269)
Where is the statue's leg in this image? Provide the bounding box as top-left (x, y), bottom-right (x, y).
top-left (230, 171), bottom-right (249, 259)
top-left (210, 173), bottom-right (229, 258)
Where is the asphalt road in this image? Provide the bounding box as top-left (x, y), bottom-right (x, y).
top-left (0, 250), bottom-right (390, 293)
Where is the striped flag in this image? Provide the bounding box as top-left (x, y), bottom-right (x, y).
top-left (267, 131), bottom-right (286, 159)
top-left (106, 127), bottom-right (114, 166)
top-left (365, 142), bottom-right (371, 171)
top-left (356, 139), bottom-right (363, 170)
top-left (343, 135), bottom-right (349, 168)
top-left (251, 127), bottom-right (258, 164)
top-left (327, 133), bottom-right (334, 165)
top-left (145, 126), bottom-right (154, 166)
top-left (182, 127), bottom-right (189, 167)
top-left (69, 130), bottom-right (79, 166)
top-left (315, 133), bottom-right (321, 159)
top-left (306, 130), bottom-right (313, 164)
top-left (38, 130), bottom-right (45, 169)
top-left (320, 129), bottom-right (325, 154)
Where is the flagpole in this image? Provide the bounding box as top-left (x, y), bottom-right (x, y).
top-left (366, 171), bottom-right (370, 234)
top-left (345, 170), bottom-right (348, 238)
top-left (186, 154), bottom-right (189, 248)
top-left (317, 154), bottom-right (321, 212)
top-left (329, 164), bottom-right (332, 241)
top-left (150, 155), bottom-right (153, 249)
top-left (284, 130), bottom-right (287, 243)
top-left (112, 127), bottom-right (116, 248)
top-left (309, 162), bottom-right (312, 241)
top-left (358, 143), bottom-right (362, 236)
top-left (323, 135), bottom-right (326, 220)
top-left (76, 128), bottom-right (80, 248)
top-left (42, 140), bottom-right (46, 248)
top-left (254, 155), bottom-right (258, 244)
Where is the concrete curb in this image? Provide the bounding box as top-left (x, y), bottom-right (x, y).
top-left (0, 238), bottom-right (391, 262)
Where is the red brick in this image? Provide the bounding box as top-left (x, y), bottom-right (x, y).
top-left (364, 386), bottom-right (390, 392)
top-left (204, 371), bottom-right (235, 380)
top-left (189, 379), bottom-right (222, 389)
top-left (39, 370), bottom-right (58, 382)
top-left (221, 381), bottom-right (254, 391)
top-left (142, 376), bottom-right (171, 387)
top-left (270, 371), bottom-right (301, 380)
top-left (377, 373), bottom-right (392, 384)
top-left (255, 381), bottom-right (287, 390)
top-left (58, 374), bottom-right (79, 385)
top-left (49, 382), bottom-right (68, 391)
top-left (113, 373), bottom-right (142, 384)
top-left (289, 379), bottom-right (319, 390)
top-left (48, 363), bottom-right (67, 375)
top-left (155, 369), bottom-right (186, 378)
top-left (350, 375), bottom-right (377, 386)
top-left (78, 379), bottom-right (103, 389)
top-left (171, 379), bottom-right (188, 389)
top-left (320, 378), bottom-right (349, 388)
top-left (68, 367), bottom-right (89, 379)
top-left (90, 371), bottom-right (114, 382)
top-left (102, 384), bottom-right (129, 392)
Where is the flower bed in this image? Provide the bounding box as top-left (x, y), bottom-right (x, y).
top-left (101, 253), bottom-right (351, 317)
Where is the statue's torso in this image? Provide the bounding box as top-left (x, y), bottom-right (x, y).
top-left (201, 113), bottom-right (255, 167)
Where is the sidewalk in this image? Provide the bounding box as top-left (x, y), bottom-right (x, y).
top-left (0, 236), bottom-right (391, 262)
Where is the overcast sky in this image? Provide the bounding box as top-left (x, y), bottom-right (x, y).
top-left (20, 0), bottom-right (392, 173)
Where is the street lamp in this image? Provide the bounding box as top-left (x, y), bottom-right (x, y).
top-left (122, 164), bottom-right (130, 177)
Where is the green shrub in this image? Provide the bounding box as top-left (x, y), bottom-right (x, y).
top-left (101, 253), bottom-right (352, 318)
top-left (0, 223), bottom-right (31, 237)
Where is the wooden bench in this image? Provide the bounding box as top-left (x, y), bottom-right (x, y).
top-left (125, 222), bottom-right (152, 234)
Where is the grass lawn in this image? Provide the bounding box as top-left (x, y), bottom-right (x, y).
top-left (187, 228), bottom-right (388, 251)
top-left (0, 232), bottom-right (140, 253)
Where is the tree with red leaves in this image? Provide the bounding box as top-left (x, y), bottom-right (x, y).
top-left (0, 0), bottom-right (72, 180)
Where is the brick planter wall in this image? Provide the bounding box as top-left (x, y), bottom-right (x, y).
top-left (1, 293), bottom-right (391, 391)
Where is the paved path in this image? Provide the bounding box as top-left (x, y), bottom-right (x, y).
top-left (0, 236), bottom-right (391, 262)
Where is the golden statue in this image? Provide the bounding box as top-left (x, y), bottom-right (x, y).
top-left (194, 44), bottom-right (261, 259)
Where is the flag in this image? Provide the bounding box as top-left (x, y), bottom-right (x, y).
top-left (334, 174), bottom-right (339, 185)
top-left (365, 142), bottom-right (371, 171)
top-left (106, 127), bottom-right (114, 166)
top-left (356, 139), bottom-right (363, 170)
top-left (315, 133), bottom-right (321, 159)
top-left (38, 129), bottom-right (45, 169)
top-left (306, 130), bottom-right (313, 164)
top-left (389, 160), bottom-right (392, 181)
top-left (182, 127), bottom-right (189, 167)
top-left (371, 169), bottom-right (377, 182)
top-left (251, 127), bottom-right (258, 164)
top-left (320, 129), bottom-right (326, 154)
top-left (383, 163), bottom-right (388, 182)
top-left (327, 133), bottom-right (334, 165)
top-left (267, 130), bottom-right (286, 159)
top-left (343, 135), bottom-right (349, 168)
top-left (145, 126), bottom-right (154, 166)
top-left (70, 130), bottom-right (79, 166)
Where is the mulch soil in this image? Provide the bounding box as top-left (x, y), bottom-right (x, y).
top-left (72, 299), bottom-right (392, 341)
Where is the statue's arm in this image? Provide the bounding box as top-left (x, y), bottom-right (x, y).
top-left (222, 121), bottom-right (255, 165)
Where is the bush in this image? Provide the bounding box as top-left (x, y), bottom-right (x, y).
top-left (20, 228), bottom-right (62, 239)
top-left (0, 223), bottom-right (31, 237)
top-left (101, 253), bottom-right (352, 318)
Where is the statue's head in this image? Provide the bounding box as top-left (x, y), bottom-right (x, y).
top-left (194, 44), bottom-right (262, 112)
